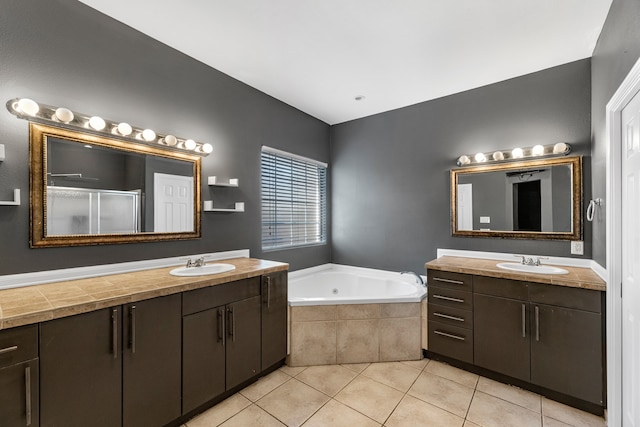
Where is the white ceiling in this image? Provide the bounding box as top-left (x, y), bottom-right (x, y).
top-left (78, 0), bottom-right (612, 125)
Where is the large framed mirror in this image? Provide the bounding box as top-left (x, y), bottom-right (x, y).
top-left (30, 123), bottom-right (201, 247)
top-left (451, 156), bottom-right (582, 240)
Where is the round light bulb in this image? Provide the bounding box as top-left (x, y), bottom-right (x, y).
top-left (117, 122), bottom-right (132, 136)
top-left (163, 135), bottom-right (177, 146)
top-left (16, 98), bottom-right (40, 116)
top-left (553, 142), bottom-right (568, 154)
top-left (88, 116), bottom-right (106, 131)
top-left (184, 139), bottom-right (196, 150)
top-left (201, 143), bottom-right (213, 154)
top-left (532, 144), bottom-right (545, 156)
top-left (492, 151), bottom-right (504, 161)
top-left (53, 107), bottom-right (74, 123)
top-left (474, 152), bottom-right (486, 163)
top-left (457, 155), bottom-right (470, 166)
top-left (512, 147), bottom-right (524, 159)
top-left (142, 129), bottom-right (156, 142)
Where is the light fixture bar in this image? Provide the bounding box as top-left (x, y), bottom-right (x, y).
top-left (456, 142), bottom-right (571, 166)
top-left (6, 98), bottom-right (213, 156)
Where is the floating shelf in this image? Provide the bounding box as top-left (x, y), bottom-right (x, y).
top-left (203, 202), bottom-right (245, 213)
top-left (0, 189), bottom-right (21, 206)
top-left (208, 176), bottom-right (239, 187)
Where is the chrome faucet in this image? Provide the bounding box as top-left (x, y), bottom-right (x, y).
top-left (401, 271), bottom-right (425, 286)
top-left (185, 256), bottom-right (206, 268)
top-left (514, 255), bottom-right (548, 266)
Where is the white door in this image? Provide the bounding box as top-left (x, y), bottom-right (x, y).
top-left (154, 173), bottom-right (194, 232)
top-left (457, 183), bottom-right (473, 230)
top-left (621, 90), bottom-right (640, 427)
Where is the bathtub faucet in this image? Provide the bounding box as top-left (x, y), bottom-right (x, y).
top-left (401, 271), bottom-right (425, 286)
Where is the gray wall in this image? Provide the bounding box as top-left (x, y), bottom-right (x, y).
top-left (591, 0), bottom-right (640, 267)
top-left (0, 0), bottom-right (331, 274)
top-left (331, 59), bottom-right (592, 274)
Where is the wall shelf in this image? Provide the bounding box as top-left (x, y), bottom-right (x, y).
top-left (203, 202), bottom-right (245, 213)
top-left (0, 189), bottom-right (21, 206)
top-left (0, 144), bottom-right (5, 161)
top-left (207, 176), bottom-right (239, 187)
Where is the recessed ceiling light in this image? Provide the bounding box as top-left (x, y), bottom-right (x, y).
top-left (354, 95), bottom-right (365, 101)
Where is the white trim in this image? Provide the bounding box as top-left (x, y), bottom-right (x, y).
top-left (436, 248), bottom-right (593, 268)
top-left (261, 145), bottom-right (328, 168)
top-left (604, 55), bottom-right (640, 427)
top-left (0, 249), bottom-right (250, 290)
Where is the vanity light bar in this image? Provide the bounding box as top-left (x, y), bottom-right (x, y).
top-left (456, 142), bottom-right (571, 167)
top-left (6, 98), bottom-right (213, 156)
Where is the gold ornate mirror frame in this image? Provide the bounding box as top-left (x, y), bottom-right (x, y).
top-left (30, 123), bottom-right (202, 247)
top-left (451, 156), bottom-right (582, 240)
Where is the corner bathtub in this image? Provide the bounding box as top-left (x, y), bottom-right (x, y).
top-left (287, 264), bottom-right (428, 366)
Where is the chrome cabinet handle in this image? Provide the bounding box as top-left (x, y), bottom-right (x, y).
top-left (112, 308), bottom-right (118, 359)
top-left (433, 294), bottom-right (465, 303)
top-left (130, 305), bottom-right (136, 354)
top-left (25, 366), bottom-right (31, 426)
top-left (433, 312), bottom-right (465, 322)
top-left (433, 277), bottom-right (465, 285)
top-left (267, 277), bottom-right (272, 309)
top-left (0, 345), bottom-right (18, 355)
top-left (434, 330), bottom-right (465, 341)
top-left (217, 308), bottom-right (224, 344)
top-left (521, 304), bottom-right (526, 338)
top-left (227, 307), bottom-right (235, 342)
top-left (535, 306), bottom-right (540, 341)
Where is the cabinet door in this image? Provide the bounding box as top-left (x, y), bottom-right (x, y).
top-left (122, 294), bottom-right (182, 427)
top-left (40, 308), bottom-right (122, 427)
top-left (226, 296), bottom-right (261, 390)
top-left (261, 272), bottom-right (288, 370)
top-left (183, 306), bottom-right (226, 414)
top-left (0, 359), bottom-right (38, 427)
top-left (474, 294), bottom-right (530, 381)
top-left (530, 304), bottom-right (603, 405)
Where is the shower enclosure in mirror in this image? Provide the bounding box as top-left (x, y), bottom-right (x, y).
top-left (450, 156), bottom-right (582, 240)
top-left (30, 123), bottom-right (201, 247)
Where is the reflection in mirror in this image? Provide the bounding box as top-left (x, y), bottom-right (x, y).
top-left (30, 123), bottom-right (201, 247)
top-left (451, 156), bottom-right (581, 240)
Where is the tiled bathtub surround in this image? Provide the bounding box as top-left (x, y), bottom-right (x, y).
top-left (289, 303), bottom-right (421, 366)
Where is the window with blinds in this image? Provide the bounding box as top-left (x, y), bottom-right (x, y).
top-left (261, 146), bottom-right (327, 250)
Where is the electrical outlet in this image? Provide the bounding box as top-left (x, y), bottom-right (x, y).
top-left (571, 241), bottom-right (584, 255)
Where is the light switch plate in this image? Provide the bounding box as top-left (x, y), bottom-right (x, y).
top-left (571, 241), bottom-right (584, 255)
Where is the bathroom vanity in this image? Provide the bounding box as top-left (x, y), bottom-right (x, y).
top-left (0, 257), bottom-right (288, 427)
top-left (425, 256), bottom-right (606, 414)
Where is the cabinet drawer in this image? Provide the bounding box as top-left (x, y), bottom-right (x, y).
top-left (0, 325), bottom-right (38, 368)
top-left (427, 270), bottom-right (472, 291)
top-left (428, 286), bottom-right (472, 311)
top-left (474, 275), bottom-right (528, 300)
top-left (428, 320), bottom-right (473, 364)
top-left (428, 304), bottom-right (473, 329)
top-left (183, 277), bottom-right (260, 315)
top-left (529, 283), bottom-right (602, 313)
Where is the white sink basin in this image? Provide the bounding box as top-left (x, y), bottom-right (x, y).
top-left (170, 263), bottom-right (236, 277)
top-left (496, 263), bottom-right (569, 275)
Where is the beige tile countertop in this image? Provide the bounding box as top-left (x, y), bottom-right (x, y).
top-left (0, 257), bottom-right (288, 331)
top-left (425, 256), bottom-right (606, 292)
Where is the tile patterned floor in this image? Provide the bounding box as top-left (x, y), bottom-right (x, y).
top-left (182, 358), bottom-right (606, 427)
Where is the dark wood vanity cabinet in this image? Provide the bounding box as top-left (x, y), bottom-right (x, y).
top-left (427, 270), bottom-right (474, 363)
top-left (40, 294), bottom-right (182, 427)
top-left (182, 277), bottom-right (262, 414)
top-left (261, 271), bottom-right (288, 370)
top-left (472, 276), bottom-right (604, 406)
top-left (0, 325), bottom-right (39, 427)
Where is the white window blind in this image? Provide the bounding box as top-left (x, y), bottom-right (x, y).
top-left (261, 146), bottom-right (327, 250)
